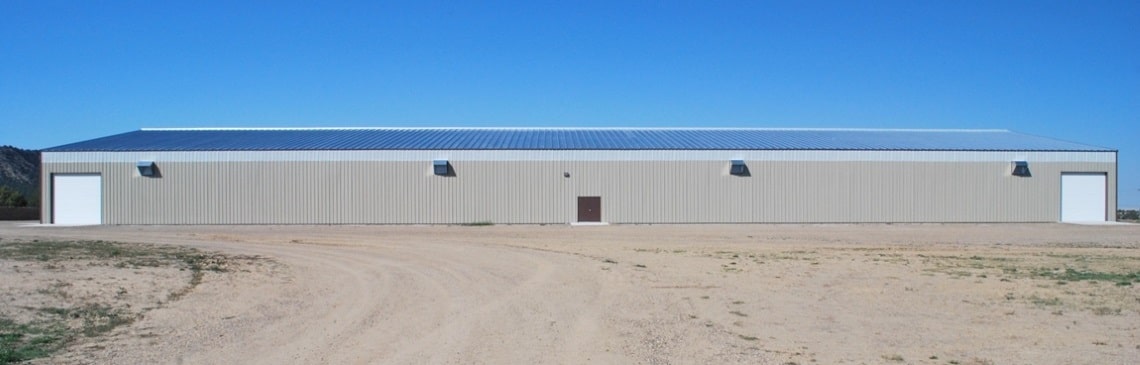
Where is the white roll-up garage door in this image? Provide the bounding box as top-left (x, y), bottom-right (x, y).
top-left (52, 174), bottom-right (102, 225)
top-left (1060, 173), bottom-right (1106, 222)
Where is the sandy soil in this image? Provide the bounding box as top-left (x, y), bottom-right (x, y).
top-left (1, 222), bottom-right (1139, 365)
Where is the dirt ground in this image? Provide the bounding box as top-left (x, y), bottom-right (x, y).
top-left (1, 222), bottom-right (1138, 365)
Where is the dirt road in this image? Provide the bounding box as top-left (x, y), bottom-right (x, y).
top-left (3, 223), bottom-right (1139, 364)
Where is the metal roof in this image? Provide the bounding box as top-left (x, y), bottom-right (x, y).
top-left (43, 128), bottom-right (1114, 152)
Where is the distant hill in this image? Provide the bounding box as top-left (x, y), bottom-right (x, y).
top-left (0, 146), bottom-right (40, 206)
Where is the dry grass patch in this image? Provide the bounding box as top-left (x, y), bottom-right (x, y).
top-left (0, 240), bottom-right (265, 364)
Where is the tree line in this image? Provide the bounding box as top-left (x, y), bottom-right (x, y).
top-left (0, 186), bottom-right (36, 207)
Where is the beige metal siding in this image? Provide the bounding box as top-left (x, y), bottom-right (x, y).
top-left (41, 155), bottom-right (1116, 224)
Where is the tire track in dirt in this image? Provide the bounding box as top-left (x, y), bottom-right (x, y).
top-left (3, 225), bottom-right (627, 364)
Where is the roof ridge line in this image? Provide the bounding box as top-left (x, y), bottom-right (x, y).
top-left (139, 127), bottom-right (1012, 132)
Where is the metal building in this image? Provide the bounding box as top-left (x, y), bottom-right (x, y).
top-left (40, 128), bottom-right (1117, 225)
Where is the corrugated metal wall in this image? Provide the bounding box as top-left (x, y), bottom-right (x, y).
top-left (41, 153), bottom-right (1118, 224)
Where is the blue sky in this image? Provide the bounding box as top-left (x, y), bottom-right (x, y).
top-left (2, 1), bottom-right (1137, 207)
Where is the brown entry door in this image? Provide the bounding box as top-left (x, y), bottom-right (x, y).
top-left (577, 196), bottom-right (601, 222)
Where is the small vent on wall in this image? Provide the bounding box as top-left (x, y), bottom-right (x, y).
top-left (433, 160), bottom-right (450, 176)
top-left (1011, 161), bottom-right (1031, 177)
top-left (137, 161), bottom-right (156, 177)
top-left (730, 160), bottom-right (749, 176)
